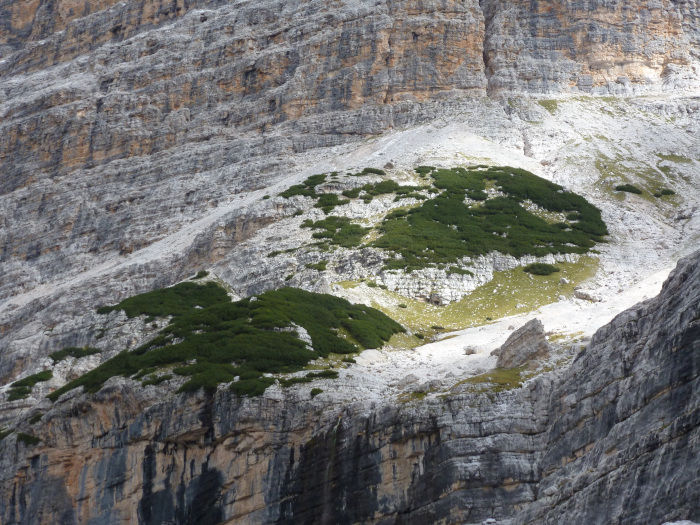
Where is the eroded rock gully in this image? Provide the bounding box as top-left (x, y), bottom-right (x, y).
top-left (1, 250), bottom-right (698, 524)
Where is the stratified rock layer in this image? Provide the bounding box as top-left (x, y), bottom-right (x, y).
top-left (482, 0), bottom-right (700, 94)
top-left (1, 1), bottom-right (700, 522)
top-left (1, 0), bottom-right (699, 308)
top-left (1, 249), bottom-right (697, 524)
top-left (1, 0), bottom-right (699, 382)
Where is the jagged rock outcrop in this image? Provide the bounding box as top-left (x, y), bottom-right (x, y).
top-left (492, 318), bottom-right (550, 369)
top-left (0, 245), bottom-right (698, 524)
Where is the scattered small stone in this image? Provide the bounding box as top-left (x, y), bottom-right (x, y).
top-left (464, 346), bottom-right (478, 355)
top-left (560, 277), bottom-right (569, 285)
top-left (574, 288), bottom-right (600, 302)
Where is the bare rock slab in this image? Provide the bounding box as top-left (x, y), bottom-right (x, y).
top-left (492, 318), bottom-right (550, 368)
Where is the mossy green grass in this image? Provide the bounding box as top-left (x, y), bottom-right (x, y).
top-left (360, 256), bottom-right (598, 332)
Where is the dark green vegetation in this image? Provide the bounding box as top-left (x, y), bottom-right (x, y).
top-left (0, 429), bottom-right (11, 441)
top-left (142, 374), bottom-right (173, 387)
top-left (280, 168), bottom-right (406, 212)
top-left (279, 174), bottom-right (327, 198)
top-left (415, 166), bottom-right (437, 176)
top-left (373, 166), bottom-right (607, 271)
top-left (315, 194), bottom-right (350, 214)
top-left (49, 283), bottom-right (403, 400)
top-left (301, 216), bottom-right (371, 249)
top-left (342, 180), bottom-right (427, 204)
top-left (29, 413), bottom-right (43, 425)
top-left (654, 188), bottom-right (676, 198)
top-left (310, 388), bottom-right (323, 398)
top-left (447, 266), bottom-right (474, 276)
top-left (358, 167), bottom-right (385, 176)
top-left (278, 166), bottom-right (605, 279)
top-left (191, 270), bottom-right (209, 280)
top-left (342, 187), bottom-right (362, 199)
top-left (8, 371), bottom-right (52, 401)
top-left (279, 370), bottom-right (338, 387)
top-left (615, 184), bottom-right (643, 194)
top-left (280, 169), bottom-right (386, 212)
top-left (16, 433), bottom-right (40, 446)
top-left (96, 281), bottom-right (230, 317)
top-left (523, 263), bottom-right (560, 276)
top-left (49, 346), bottom-right (100, 363)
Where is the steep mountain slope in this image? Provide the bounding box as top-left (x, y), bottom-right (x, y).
top-left (1, 237), bottom-right (698, 524)
top-left (1, 0), bottom-right (700, 523)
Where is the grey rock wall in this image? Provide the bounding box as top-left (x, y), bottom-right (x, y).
top-left (0, 247), bottom-right (697, 524)
top-left (1, 0), bottom-right (699, 311)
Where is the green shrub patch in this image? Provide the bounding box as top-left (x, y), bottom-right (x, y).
top-left (49, 284), bottom-right (403, 400)
top-left (447, 266), bottom-right (474, 276)
top-left (305, 261), bottom-right (328, 271)
top-left (280, 169), bottom-right (387, 211)
top-left (16, 433), bottom-right (40, 446)
top-left (654, 188), bottom-right (675, 198)
top-left (342, 188), bottom-right (362, 199)
top-left (49, 347), bottom-right (101, 363)
top-left (301, 216), bottom-right (370, 248)
top-left (614, 184), bottom-right (643, 195)
top-left (96, 281), bottom-right (230, 317)
top-left (350, 167), bottom-right (386, 176)
top-left (8, 371), bottom-right (53, 401)
top-left (279, 174), bottom-right (327, 198)
top-left (523, 263), bottom-right (560, 276)
top-left (315, 194), bottom-right (350, 214)
top-left (415, 166), bottom-right (437, 176)
top-left (373, 166), bottom-right (607, 271)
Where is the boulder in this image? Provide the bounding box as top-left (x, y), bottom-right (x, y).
top-left (574, 287), bottom-right (600, 302)
top-left (491, 318), bottom-right (550, 368)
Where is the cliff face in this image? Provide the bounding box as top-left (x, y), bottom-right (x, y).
top-left (1, 251), bottom-right (698, 524)
top-left (482, 0), bottom-right (700, 94)
top-left (1, 1), bottom-right (700, 522)
top-left (1, 0), bottom-right (698, 309)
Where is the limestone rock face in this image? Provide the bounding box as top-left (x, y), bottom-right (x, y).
top-left (1, 1), bottom-right (700, 522)
top-left (1, 0), bottom-right (699, 312)
top-left (0, 0), bottom-right (487, 310)
top-left (0, 248), bottom-right (698, 524)
top-left (482, 0), bottom-right (700, 94)
top-left (492, 318), bottom-right (550, 368)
